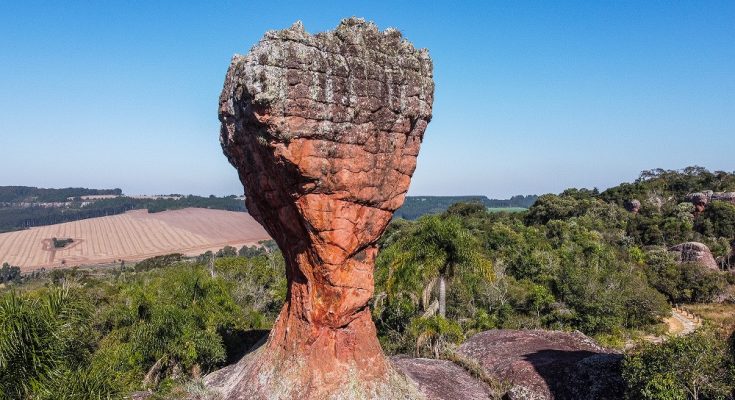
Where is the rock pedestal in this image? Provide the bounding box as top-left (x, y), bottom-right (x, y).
top-left (686, 192), bottom-right (709, 214)
top-left (210, 18), bottom-right (434, 399)
top-left (624, 199), bottom-right (641, 213)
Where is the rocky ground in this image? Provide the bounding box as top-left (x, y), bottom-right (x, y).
top-left (202, 328), bottom-right (625, 400)
top-left (394, 329), bottom-right (624, 400)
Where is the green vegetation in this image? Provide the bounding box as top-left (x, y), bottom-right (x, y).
top-left (0, 251), bottom-right (286, 398)
top-left (51, 238), bottom-right (74, 249)
top-left (644, 251), bottom-right (727, 303)
top-left (2, 167), bottom-right (735, 398)
top-left (374, 199), bottom-right (673, 354)
top-left (487, 207), bottom-right (527, 213)
top-left (623, 329), bottom-right (734, 400)
top-left (393, 195), bottom-right (536, 220)
top-left (0, 186), bottom-right (122, 203)
top-left (0, 263), bottom-right (20, 285)
top-left (373, 167), bottom-right (735, 397)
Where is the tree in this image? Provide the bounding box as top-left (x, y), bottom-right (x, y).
top-left (700, 201), bottom-right (735, 239)
top-left (0, 287), bottom-right (104, 399)
top-left (0, 262), bottom-right (21, 284)
top-left (623, 329), bottom-right (734, 400)
top-left (377, 215), bottom-right (492, 318)
top-left (215, 245), bottom-right (237, 258)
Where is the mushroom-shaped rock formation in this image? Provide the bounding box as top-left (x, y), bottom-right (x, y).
top-left (211, 18), bottom-right (434, 399)
top-left (669, 242), bottom-right (719, 270)
top-left (624, 199), bottom-right (641, 213)
top-left (686, 192), bottom-right (709, 214)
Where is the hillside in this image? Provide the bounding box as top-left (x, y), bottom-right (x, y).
top-left (0, 208), bottom-right (270, 270)
top-left (394, 195), bottom-right (537, 220)
top-left (0, 186), bottom-right (535, 232)
top-left (0, 186), bottom-right (246, 233)
top-left (3, 167), bottom-right (735, 399)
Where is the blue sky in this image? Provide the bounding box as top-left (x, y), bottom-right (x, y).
top-left (1, 1), bottom-right (733, 197)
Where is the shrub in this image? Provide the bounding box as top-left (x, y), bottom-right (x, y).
top-left (0, 262), bottom-right (21, 284)
top-left (0, 287), bottom-right (107, 399)
top-left (645, 250), bottom-right (727, 303)
top-left (52, 237), bottom-right (74, 249)
top-left (623, 329), bottom-right (734, 400)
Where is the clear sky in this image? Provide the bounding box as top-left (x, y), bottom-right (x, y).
top-left (1, 1), bottom-right (733, 197)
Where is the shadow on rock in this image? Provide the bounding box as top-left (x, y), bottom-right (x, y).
top-left (218, 328), bottom-right (269, 365)
top-left (523, 349), bottom-right (624, 400)
top-left (457, 330), bottom-right (624, 400)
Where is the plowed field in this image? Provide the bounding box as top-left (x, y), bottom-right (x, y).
top-left (0, 208), bottom-right (270, 271)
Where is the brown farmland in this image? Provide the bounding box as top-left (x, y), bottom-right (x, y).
top-left (0, 208), bottom-right (271, 271)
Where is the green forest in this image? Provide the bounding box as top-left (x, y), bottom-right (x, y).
top-left (393, 195), bottom-right (537, 220)
top-left (2, 167), bottom-right (735, 399)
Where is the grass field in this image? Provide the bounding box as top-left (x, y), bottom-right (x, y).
top-left (0, 208), bottom-right (270, 271)
top-left (685, 303), bottom-right (735, 336)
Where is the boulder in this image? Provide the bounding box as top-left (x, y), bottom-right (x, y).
top-left (392, 356), bottom-right (497, 400)
top-left (210, 18), bottom-right (434, 399)
top-left (456, 330), bottom-right (623, 400)
top-left (712, 192), bottom-right (735, 204)
top-left (669, 242), bottom-right (720, 270)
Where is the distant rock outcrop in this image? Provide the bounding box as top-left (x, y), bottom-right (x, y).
top-left (669, 242), bottom-right (719, 270)
top-left (686, 191), bottom-right (735, 214)
top-left (712, 192), bottom-right (735, 204)
top-left (456, 330), bottom-right (624, 400)
top-left (624, 199), bottom-right (641, 213)
top-left (212, 18), bottom-right (434, 399)
top-left (686, 192), bottom-right (709, 214)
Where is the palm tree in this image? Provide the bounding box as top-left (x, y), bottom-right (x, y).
top-left (378, 215), bottom-right (492, 318)
top-left (0, 286), bottom-right (95, 398)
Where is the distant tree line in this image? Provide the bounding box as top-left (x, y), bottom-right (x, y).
top-left (394, 195), bottom-right (538, 220)
top-left (0, 186), bottom-right (122, 203)
top-left (0, 191), bottom-right (246, 233)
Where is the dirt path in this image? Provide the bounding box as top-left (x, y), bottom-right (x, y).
top-left (641, 308), bottom-right (701, 345)
top-left (668, 308), bottom-right (699, 336)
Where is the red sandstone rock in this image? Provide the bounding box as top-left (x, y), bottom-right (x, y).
top-left (457, 330), bottom-right (623, 400)
top-left (669, 242), bottom-right (720, 270)
top-left (209, 18), bottom-right (433, 399)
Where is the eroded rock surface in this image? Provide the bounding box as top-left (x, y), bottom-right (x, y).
top-left (457, 330), bottom-right (623, 400)
top-left (712, 192), bottom-right (735, 204)
top-left (392, 356), bottom-right (496, 400)
top-left (211, 18), bottom-right (433, 399)
top-left (669, 242), bottom-right (719, 270)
